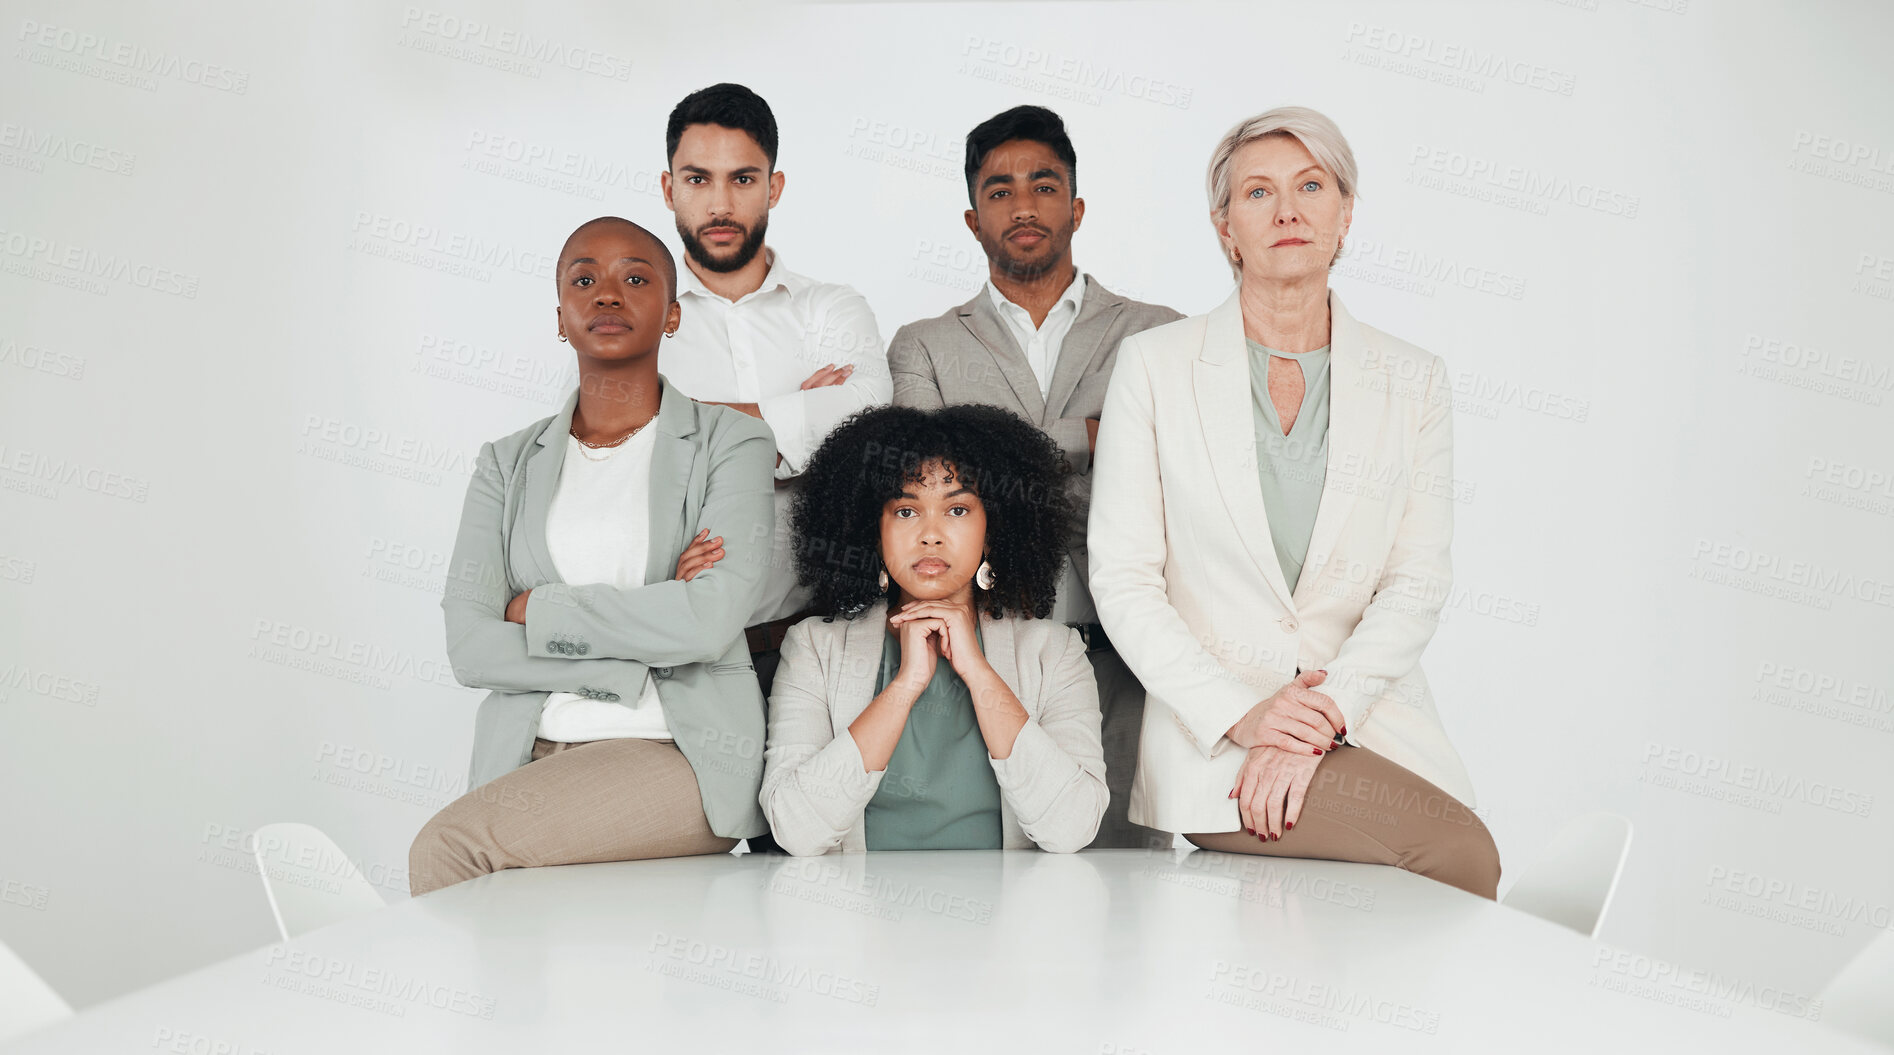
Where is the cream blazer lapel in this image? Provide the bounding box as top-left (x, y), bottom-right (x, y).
top-left (1293, 292), bottom-right (1379, 607)
top-left (1193, 289), bottom-right (1296, 611)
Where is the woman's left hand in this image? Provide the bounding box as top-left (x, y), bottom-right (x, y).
top-left (1231, 744), bottom-right (1324, 840)
top-left (887, 597), bottom-right (988, 678)
top-left (504, 590), bottom-right (531, 624)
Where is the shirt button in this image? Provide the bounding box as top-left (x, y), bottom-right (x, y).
top-left (1281, 616), bottom-right (1299, 633)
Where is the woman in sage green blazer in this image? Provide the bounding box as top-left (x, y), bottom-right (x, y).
top-left (409, 217), bottom-right (776, 895)
top-left (760, 404), bottom-right (1109, 855)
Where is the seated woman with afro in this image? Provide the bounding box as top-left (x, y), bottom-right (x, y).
top-left (757, 403), bottom-right (1109, 854)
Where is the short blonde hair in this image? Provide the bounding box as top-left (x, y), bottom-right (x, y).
top-left (1206, 106), bottom-right (1358, 277)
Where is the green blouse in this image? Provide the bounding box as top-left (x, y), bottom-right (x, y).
top-left (1247, 338), bottom-right (1332, 593)
top-left (862, 622), bottom-right (1004, 850)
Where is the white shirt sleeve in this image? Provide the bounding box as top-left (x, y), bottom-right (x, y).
top-left (757, 285), bottom-right (890, 477)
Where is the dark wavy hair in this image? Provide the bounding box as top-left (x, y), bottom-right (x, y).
top-left (792, 404), bottom-right (1076, 621)
top-left (666, 82), bottom-right (778, 169)
top-left (964, 104), bottom-right (1077, 207)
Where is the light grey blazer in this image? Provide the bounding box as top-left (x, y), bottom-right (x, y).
top-left (886, 275), bottom-right (1183, 621)
top-left (759, 600), bottom-right (1109, 855)
top-left (441, 375), bottom-right (777, 840)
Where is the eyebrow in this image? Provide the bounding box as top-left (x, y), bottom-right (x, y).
top-left (677, 164), bottom-right (764, 177)
top-left (565, 256), bottom-right (654, 270)
top-left (981, 167), bottom-right (1064, 192)
top-left (1244, 165), bottom-right (1326, 183)
top-left (895, 487), bottom-right (975, 499)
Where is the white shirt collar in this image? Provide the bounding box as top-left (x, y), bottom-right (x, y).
top-left (679, 245), bottom-right (799, 303)
top-left (985, 267), bottom-right (1087, 328)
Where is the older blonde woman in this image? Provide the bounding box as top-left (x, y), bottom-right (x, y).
top-left (1088, 107), bottom-right (1501, 897)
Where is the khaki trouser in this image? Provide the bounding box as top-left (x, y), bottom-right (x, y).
top-left (409, 737), bottom-right (739, 896)
top-left (1185, 744), bottom-right (1502, 899)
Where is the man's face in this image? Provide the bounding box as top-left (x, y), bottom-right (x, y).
top-left (964, 138), bottom-right (1084, 281)
top-left (663, 123), bottom-right (783, 274)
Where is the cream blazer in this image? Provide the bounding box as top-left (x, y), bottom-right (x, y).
top-left (759, 601), bottom-right (1108, 855)
top-left (1088, 288), bottom-right (1475, 835)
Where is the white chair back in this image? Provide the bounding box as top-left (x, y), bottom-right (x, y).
top-left (250, 822), bottom-right (386, 942)
top-left (1821, 927), bottom-right (1894, 1046)
top-left (1500, 811), bottom-right (1633, 939)
top-left (0, 939), bottom-right (71, 1045)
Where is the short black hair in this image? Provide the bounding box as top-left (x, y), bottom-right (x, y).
top-left (792, 404), bottom-right (1077, 621)
top-left (666, 83), bottom-right (779, 170)
top-left (963, 105), bottom-right (1077, 207)
top-left (556, 216), bottom-right (677, 303)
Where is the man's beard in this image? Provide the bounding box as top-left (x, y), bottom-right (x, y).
top-left (984, 224), bottom-right (1070, 282)
top-left (679, 215), bottom-right (769, 274)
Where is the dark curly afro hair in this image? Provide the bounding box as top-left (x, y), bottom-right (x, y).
top-left (791, 403), bottom-right (1077, 621)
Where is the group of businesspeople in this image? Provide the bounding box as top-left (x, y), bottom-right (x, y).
top-left (406, 84), bottom-right (1503, 899)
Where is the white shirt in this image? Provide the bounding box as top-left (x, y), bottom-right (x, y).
top-left (660, 247), bottom-right (891, 625)
top-left (984, 267), bottom-right (1087, 399)
top-left (537, 426), bottom-right (673, 742)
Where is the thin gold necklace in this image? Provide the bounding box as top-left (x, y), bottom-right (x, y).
top-left (570, 416), bottom-right (653, 450)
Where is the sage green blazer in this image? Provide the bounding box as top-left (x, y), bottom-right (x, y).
top-left (441, 375), bottom-right (776, 839)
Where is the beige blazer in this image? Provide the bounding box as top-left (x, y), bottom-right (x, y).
top-left (1088, 288), bottom-right (1475, 835)
top-left (887, 275), bottom-right (1182, 623)
top-left (759, 601), bottom-right (1108, 855)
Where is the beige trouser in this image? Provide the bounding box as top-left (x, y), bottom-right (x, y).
top-left (1184, 744), bottom-right (1502, 899)
top-left (409, 737), bottom-right (739, 896)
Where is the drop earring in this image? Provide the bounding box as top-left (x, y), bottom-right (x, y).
top-left (558, 333), bottom-right (568, 342)
top-left (975, 560), bottom-right (995, 590)
top-left (877, 567), bottom-right (889, 591)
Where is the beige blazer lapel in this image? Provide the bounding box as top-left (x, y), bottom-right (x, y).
top-left (1294, 292), bottom-right (1380, 606)
top-left (830, 601), bottom-right (891, 734)
top-left (1042, 275), bottom-right (1125, 422)
top-left (959, 292), bottom-right (1048, 423)
top-left (826, 602), bottom-right (1032, 733)
top-left (642, 374), bottom-right (700, 586)
top-left (1193, 288), bottom-right (1296, 611)
top-left (514, 387), bottom-right (581, 586)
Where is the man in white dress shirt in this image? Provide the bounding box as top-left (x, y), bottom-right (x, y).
top-left (658, 83), bottom-right (891, 709)
top-left (886, 105), bottom-right (1184, 849)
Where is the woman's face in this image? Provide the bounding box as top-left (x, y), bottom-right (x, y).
top-left (879, 459), bottom-right (988, 605)
top-left (1217, 133), bottom-right (1352, 285)
top-left (555, 223), bottom-right (679, 362)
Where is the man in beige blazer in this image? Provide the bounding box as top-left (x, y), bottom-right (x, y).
top-left (888, 105), bottom-right (1183, 848)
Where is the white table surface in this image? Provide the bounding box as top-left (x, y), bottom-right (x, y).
top-left (6, 849), bottom-right (1874, 1053)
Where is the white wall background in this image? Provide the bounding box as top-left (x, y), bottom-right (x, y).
top-left (2, 0), bottom-right (1891, 1011)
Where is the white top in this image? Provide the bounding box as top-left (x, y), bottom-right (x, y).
top-left (984, 266), bottom-right (1087, 398)
top-left (659, 247), bottom-right (891, 625)
top-left (15, 850), bottom-right (1872, 1054)
top-left (536, 426), bottom-right (672, 742)
top-left (660, 247), bottom-right (890, 478)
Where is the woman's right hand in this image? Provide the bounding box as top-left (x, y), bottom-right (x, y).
top-left (893, 613), bottom-right (947, 689)
top-left (673, 528), bottom-right (723, 582)
top-left (1226, 670), bottom-right (1346, 754)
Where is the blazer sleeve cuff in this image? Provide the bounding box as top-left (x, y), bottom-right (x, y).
top-left (987, 718), bottom-right (1082, 820)
top-left (1177, 683), bottom-right (1261, 762)
top-left (797, 729), bottom-right (887, 829)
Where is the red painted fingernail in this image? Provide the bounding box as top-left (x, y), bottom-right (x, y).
top-left (1285, 821), bottom-right (1293, 831)
top-left (1312, 748), bottom-right (1323, 755)
top-left (1245, 826), bottom-right (1254, 835)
